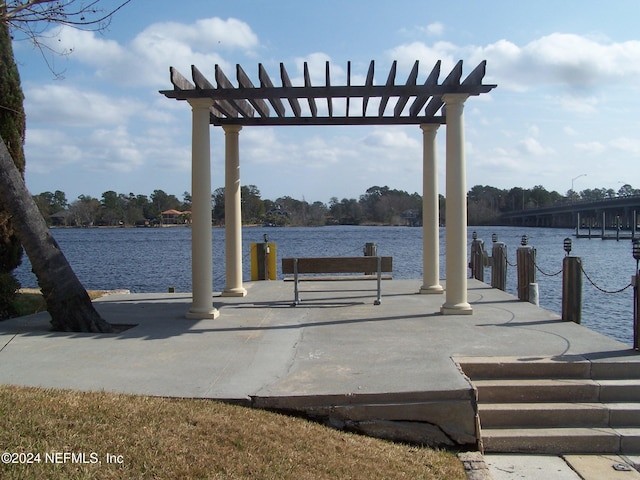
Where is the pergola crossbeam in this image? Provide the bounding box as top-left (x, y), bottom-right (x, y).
top-left (280, 63), bottom-right (302, 117)
top-left (326, 61), bottom-right (333, 117)
top-left (362, 60), bottom-right (375, 116)
top-left (394, 60), bottom-right (419, 117)
top-left (410, 60), bottom-right (440, 117)
top-left (214, 65), bottom-right (254, 118)
top-left (378, 60), bottom-right (397, 117)
top-left (258, 64), bottom-right (286, 117)
top-left (303, 62), bottom-right (318, 117)
top-left (425, 60), bottom-right (464, 117)
top-left (160, 60), bottom-right (496, 126)
top-left (237, 64), bottom-right (270, 118)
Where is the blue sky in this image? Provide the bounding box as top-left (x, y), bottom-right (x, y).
top-left (11, 0), bottom-right (640, 205)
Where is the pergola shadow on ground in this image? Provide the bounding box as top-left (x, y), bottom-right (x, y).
top-left (160, 59), bottom-right (496, 319)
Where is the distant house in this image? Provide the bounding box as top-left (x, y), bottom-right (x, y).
top-left (50, 210), bottom-right (72, 227)
top-left (161, 209), bottom-right (192, 225)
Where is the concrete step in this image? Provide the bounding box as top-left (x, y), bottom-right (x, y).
top-left (474, 378), bottom-right (599, 403)
top-left (480, 402), bottom-right (640, 428)
top-left (479, 402), bottom-right (608, 428)
top-left (474, 378), bottom-right (640, 403)
top-left (458, 356), bottom-right (640, 454)
top-left (456, 356), bottom-right (640, 380)
top-left (481, 427), bottom-right (640, 454)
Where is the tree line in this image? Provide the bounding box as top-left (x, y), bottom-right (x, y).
top-left (32, 183), bottom-right (640, 228)
top-left (468, 183), bottom-right (639, 225)
top-left (33, 185), bottom-right (425, 227)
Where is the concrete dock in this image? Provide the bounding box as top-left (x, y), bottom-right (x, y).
top-left (1, 279), bottom-right (640, 478)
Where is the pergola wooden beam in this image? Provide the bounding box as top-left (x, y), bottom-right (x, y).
top-left (280, 63), bottom-right (301, 117)
top-left (161, 59), bottom-right (496, 126)
top-left (410, 61), bottom-right (441, 117)
top-left (258, 63), bottom-right (286, 117)
top-left (378, 60), bottom-right (397, 117)
top-left (362, 60), bottom-right (375, 117)
top-left (394, 60), bottom-right (419, 117)
top-left (326, 61), bottom-right (333, 117)
top-left (237, 64), bottom-right (270, 118)
top-left (303, 62), bottom-right (317, 117)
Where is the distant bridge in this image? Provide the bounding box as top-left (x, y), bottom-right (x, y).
top-left (499, 195), bottom-right (640, 239)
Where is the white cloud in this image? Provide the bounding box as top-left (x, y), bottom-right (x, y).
top-left (610, 137), bottom-right (640, 156)
top-left (40, 17), bottom-right (260, 88)
top-left (575, 141), bottom-right (606, 155)
top-left (426, 22), bottom-right (445, 37)
top-left (24, 83), bottom-right (140, 126)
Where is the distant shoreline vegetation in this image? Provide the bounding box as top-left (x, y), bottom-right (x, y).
top-left (33, 183), bottom-right (639, 228)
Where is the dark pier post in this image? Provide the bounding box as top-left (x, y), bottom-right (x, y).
top-left (470, 231), bottom-right (485, 281)
top-left (364, 242), bottom-right (377, 275)
top-left (562, 238), bottom-right (582, 323)
top-left (517, 235), bottom-right (536, 302)
top-left (491, 234), bottom-right (507, 291)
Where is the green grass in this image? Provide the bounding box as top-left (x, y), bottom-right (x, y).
top-left (0, 386), bottom-right (466, 479)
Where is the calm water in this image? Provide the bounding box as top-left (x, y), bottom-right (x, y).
top-left (13, 225), bottom-right (637, 345)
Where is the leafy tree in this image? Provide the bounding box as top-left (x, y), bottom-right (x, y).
top-left (618, 184), bottom-right (637, 197)
top-left (100, 190), bottom-right (124, 226)
top-left (241, 185), bottom-right (264, 224)
top-left (69, 195), bottom-right (101, 227)
top-left (0, 1), bottom-right (131, 331)
top-left (211, 187), bottom-right (225, 225)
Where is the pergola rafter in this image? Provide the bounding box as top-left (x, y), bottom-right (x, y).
top-left (160, 60), bottom-right (496, 127)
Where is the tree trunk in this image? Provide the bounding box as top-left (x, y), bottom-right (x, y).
top-left (0, 135), bottom-right (113, 333)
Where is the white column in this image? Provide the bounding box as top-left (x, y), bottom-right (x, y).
top-left (222, 125), bottom-right (247, 297)
top-left (441, 94), bottom-right (472, 315)
top-left (419, 124), bottom-right (443, 294)
top-left (186, 98), bottom-right (218, 319)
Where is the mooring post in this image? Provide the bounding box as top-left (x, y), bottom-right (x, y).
top-left (562, 238), bottom-right (582, 323)
top-left (516, 235), bottom-right (536, 302)
top-left (491, 237), bottom-right (507, 291)
top-left (469, 231), bottom-right (485, 281)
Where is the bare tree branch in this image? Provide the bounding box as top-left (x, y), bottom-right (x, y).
top-left (1, 0), bottom-right (133, 76)
top-left (1, 1), bottom-right (133, 31)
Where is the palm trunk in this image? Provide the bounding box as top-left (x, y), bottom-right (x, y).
top-left (0, 135), bottom-right (112, 332)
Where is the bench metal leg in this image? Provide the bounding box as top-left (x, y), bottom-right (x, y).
top-left (374, 256), bottom-right (382, 305)
top-left (292, 258), bottom-right (301, 306)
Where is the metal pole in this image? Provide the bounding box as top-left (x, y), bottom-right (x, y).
top-left (562, 256), bottom-right (582, 323)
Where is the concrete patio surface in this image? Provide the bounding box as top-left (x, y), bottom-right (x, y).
top-left (1, 278), bottom-right (639, 478)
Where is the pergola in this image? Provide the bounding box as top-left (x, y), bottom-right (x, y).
top-left (160, 59), bottom-right (496, 319)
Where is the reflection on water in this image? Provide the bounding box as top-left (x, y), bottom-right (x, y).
top-left (13, 225), bottom-right (637, 345)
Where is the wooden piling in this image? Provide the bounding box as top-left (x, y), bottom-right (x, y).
top-left (491, 242), bottom-right (507, 291)
top-left (470, 238), bottom-right (485, 282)
top-left (516, 245), bottom-right (536, 302)
top-left (562, 256), bottom-right (582, 323)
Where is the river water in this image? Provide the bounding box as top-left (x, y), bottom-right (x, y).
top-left (13, 225), bottom-right (638, 345)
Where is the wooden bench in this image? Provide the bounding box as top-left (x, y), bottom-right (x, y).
top-left (281, 256), bottom-right (393, 306)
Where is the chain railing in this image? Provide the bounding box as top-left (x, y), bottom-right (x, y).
top-left (470, 233), bottom-right (640, 349)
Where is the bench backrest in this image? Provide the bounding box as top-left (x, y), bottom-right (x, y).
top-left (281, 256), bottom-right (392, 274)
